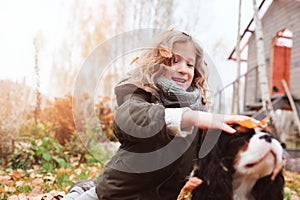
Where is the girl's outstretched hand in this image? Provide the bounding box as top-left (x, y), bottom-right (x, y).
top-left (181, 110), bottom-right (260, 134)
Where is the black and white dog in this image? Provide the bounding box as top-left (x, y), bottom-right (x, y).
top-left (192, 125), bottom-right (285, 200)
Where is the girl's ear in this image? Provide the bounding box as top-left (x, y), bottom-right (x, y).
top-left (158, 44), bottom-right (173, 58)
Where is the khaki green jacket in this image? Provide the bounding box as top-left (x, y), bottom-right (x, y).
top-left (96, 83), bottom-right (203, 200)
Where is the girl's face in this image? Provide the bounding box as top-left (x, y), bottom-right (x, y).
top-left (163, 42), bottom-right (196, 90)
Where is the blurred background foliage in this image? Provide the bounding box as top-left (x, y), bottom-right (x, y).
top-left (0, 93), bottom-right (115, 168)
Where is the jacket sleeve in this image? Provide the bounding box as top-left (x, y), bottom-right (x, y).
top-left (113, 87), bottom-right (173, 144)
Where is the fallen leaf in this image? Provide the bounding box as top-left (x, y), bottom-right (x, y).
top-left (15, 180), bottom-right (24, 187)
top-left (104, 113), bottom-right (114, 122)
top-left (28, 186), bottom-right (43, 197)
top-left (32, 178), bottom-right (44, 186)
top-left (0, 175), bottom-right (12, 184)
top-left (158, 45), bottom-right (173, 58)
top-left (5, 185), bottom-right (16, 193)
top-left (7, 195), bottom-right (18, 200)
top-left (10, 169), bottom-right (23, 181)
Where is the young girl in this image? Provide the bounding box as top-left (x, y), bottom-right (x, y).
top-left (63, 29), bottom-right (258, 200)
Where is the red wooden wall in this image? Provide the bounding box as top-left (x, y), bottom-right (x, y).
top-left (270, 30), bottom-right (292, 94)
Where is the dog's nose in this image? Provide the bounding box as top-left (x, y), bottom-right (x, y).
top-left (259, 134), bottom-right (274, 143)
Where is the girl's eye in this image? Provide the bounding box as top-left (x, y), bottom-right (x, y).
top-left (187, 64), bottom-right (194, 67)
top-left (173, 57), bottom-right (178, 63)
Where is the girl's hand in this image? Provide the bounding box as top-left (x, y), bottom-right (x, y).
top-left (181, 111), bottom-right (259, 134)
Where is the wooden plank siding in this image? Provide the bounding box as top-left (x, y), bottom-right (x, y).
top-left (245, 0), bottom-right (300, 106)
top-left (290, 67), bottom-right (300, 99)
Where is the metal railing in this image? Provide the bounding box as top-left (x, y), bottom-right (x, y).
top-left (213, 65), bottom-right (259, 114)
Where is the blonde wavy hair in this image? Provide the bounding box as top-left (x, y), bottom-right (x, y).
top-left (127, 29), bottom-right (208, 105)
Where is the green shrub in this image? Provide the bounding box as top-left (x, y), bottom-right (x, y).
top-left (8, 119), bottom-right (113, 172)
top-left (9, 136), bottom-right (69, 172)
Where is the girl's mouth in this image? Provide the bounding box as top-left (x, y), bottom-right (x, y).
top-left (172, 77), bottom-right (186, 83)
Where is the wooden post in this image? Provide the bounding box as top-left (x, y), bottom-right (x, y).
top-left (255, 66), bottom-right (259, 101)
top-left (252, 0), bottom-right (279, 138)
top-left (244, 74), bottom-right (248, 110)
top-left (232, 81), bottom-right (236, 113)
top-left (282, 79), bottom-right (300, 135)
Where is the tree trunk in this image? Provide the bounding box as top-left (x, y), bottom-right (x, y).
top-left (33, 36), bottom-right (41, 126)
top-left (252, 0), bottom-right (279, 138)
top-left (233, 0), bottom-right (242, 114)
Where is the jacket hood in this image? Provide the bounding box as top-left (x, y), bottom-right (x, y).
top-left (114, 77), bottom-right (160, 106)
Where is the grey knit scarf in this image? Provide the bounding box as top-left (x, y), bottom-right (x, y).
top-left (155, 75), bottom-right (207, 111)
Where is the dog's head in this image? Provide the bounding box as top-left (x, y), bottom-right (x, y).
top-left (234, 126), bottom-right (283, 178)
top-left (192, 125), bottom-right (285, 200)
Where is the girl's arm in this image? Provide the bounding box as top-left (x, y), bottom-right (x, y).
top-left (181, 110), bottom-right (259, 134)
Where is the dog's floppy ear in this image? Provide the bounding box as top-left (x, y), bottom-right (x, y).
top-left (251, 172), bottom-right (284, 200)
top-left (192, 130), bottom-right (234, 200)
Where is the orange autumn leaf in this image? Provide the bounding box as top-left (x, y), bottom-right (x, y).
top-left (10, 169), bottom-right (23, 181)
top-left (56, 167), bottom-right (72, 176)
top-left (158, 45), bottom-right (173, 58)
top-left (0, 175), bottom-right (12, 185)
top-left (101, 96), bottom-right (111, 103)
top-left (130, 56), bottom-right (139, 64)
top-left (28, 186), bottom-right (43, 197)
top-left (237, 118), bottom-right (269, 129)
top-left (259, 118), bottom-right (268, 128)
top-left (104, 113), bottom-right (114, 122)
top-left (237, 119), bottom-right (258, 129)
top-left (82, 93), bottom-right (90, 100)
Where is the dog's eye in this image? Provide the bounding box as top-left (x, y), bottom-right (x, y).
top-left (245, 163), bottom-right (255, 168)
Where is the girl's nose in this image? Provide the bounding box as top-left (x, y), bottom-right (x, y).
top-left (176, 63), bottom-right (188, 74)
